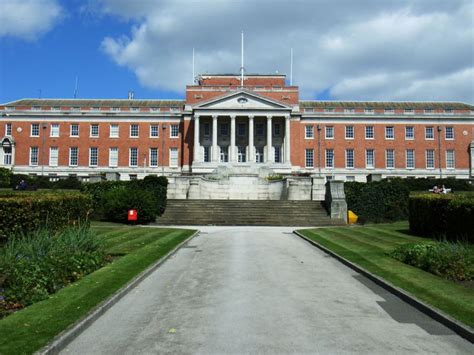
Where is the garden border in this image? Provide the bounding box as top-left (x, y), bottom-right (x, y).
top-left (37, 229), bottom-right (200, 355)
top-left (293, 230), bottom-right (474, 343)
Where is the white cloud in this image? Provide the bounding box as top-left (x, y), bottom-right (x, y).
top-left (0, 0), bottom-right (63, 40)
top-left (96, 0), bottom-right (474, 102)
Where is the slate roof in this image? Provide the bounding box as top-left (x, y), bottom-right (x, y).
top-left (2, 99), bottom-right (184, 108)
top-left (299, 101), bottom-right (474, 110)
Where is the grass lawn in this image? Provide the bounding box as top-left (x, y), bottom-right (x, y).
top-left (0, 223), bottom-right (196, 355)
top-left (297, 222), bottom-right (474, 329)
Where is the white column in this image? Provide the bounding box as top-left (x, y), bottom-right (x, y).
top-left (248, 115), bottom-right (255, 163)
top-left (212, 115), bottom-right (218, 162)
top-left (193, 115), bottom-right (200, 163)
top-left (284, 115), bottom-right (291, 164)
top-left (230, 115), bottom-right (236, 162)
top-left (266, 115), bottom-right (273, 163)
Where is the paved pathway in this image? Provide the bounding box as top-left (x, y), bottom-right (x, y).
top-left (62, 226), bottom-right (472, 354)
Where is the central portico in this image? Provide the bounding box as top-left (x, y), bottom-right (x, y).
top-left (191, 90), bottom-right (293, 173)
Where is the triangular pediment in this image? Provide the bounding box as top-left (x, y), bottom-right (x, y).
top-left (193, 90), bottom-right (291, 110)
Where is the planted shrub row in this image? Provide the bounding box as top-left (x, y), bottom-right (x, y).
top-left (409, 194), bottom-right (474, 243)
top-left (344, 179), bottom-right (410, 223)
top-left (0, 226), bottom-right (107, 317)
top-left (81, 175), bottom-right (168, 223)
top-left (400, 177), bottom-right (473, 192)
top-left (0, 192), bottom-right (92, 241)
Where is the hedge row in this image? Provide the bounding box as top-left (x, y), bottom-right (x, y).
top-left (0, 192), bottom-right (93, 241)
top-left (81, 175), bottom-right (168, 223)
top-left (398, 177), bottom-right (473, 192)
top-left (345, 179), bottom-right (410, 223)
top-left (0, 168), bottom-right (82, 190)
top-left (409, 195), bottom-right (474, 243)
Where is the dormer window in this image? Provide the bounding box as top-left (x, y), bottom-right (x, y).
top-left (344, 108), bottom-right (355, 113)
top-left (131, 107), bottom-right (139, 112)
top-left (305, 108), bottom-right (314, 113)
top-left (424, 108), bottom-right (433, 114)
top-left (32, 106), bottom-right (41, 111)
top-left (404, 108), bottom-right (414, 114)
top-left (444, 109), bottom-right (453, 114)
top-left (51, 106), bottom-right (60, 111)
top-left (91, 107), bottom-right (100, 111)
top-left (6, 106), bottom-right (15, 111)
top-left (111, 107), bottom-right (120, 112)
top-left (385, 108), bottom-right (394, 114)
top-left (364, 108), bottom-right (374, 114)
top-left (170, 107), bottom-right (180, 112)
top-left (72, 107), bottom-right (80, 112)
top-left (150, 107), bottom-right (159, 111)
top-left (324, 108), bottom-right (334, 113)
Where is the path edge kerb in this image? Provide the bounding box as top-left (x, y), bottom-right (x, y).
top-left (37, 229), bottom-right (200, 355)
top-left (293, 230), bottom-right (474, 344)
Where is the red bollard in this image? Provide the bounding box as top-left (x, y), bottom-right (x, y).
top-left (128, 209), bottom-right (138, 223)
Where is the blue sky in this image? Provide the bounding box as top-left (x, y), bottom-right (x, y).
top-left (1, 0), bottom-right (473, 104)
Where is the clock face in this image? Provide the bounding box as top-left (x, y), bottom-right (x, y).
top-left (237, 97), bottom-right (248, 104)
top-left (17, 127), bottom-right (22, 133)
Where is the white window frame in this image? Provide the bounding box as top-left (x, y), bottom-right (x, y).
top-left (50, 123), bottom-right (60, 137)
top-left (70, 124), bottom-right (79, 137)
top-left (325, 149), bottom-right (334, 168)
top-left (445, 126), bottom-right (454, 140)
top-left (274, 145), bottom-right (282, 163)
top-left (31, 123), bottom-right (40, 137)
top-left (365, 126), bottom-right (374, 139)
top-left (384, 108), bottom-right (394, 114)
top-left (109, 148), bottom-right (118, 167)
top-left (305, 149), bottom-right (314, 168)
top-left (305, 125), bottom-right (314, 139)
top-left (150, 124), bottom-right (159, 138)
top-left (425, 127), bottom-right (434, 140)
top-left (149, 148), bottom-right (158, 167)
top-left (446, 150), bottom-right (455, 169)
top-left (406, 149), bottom-right (415, 169)
top-left (130, 124), bottom-right (139, 138)
top-left (170, 124), bottom-right (179, 138)
top-left (203, 146), bottom-right (211, 163)
top-left (129, 148), bottom-right (138, 167)
top-left (110, 124), bottom-right (119, 138)
top-left (89, 147), bottom-right (98, 167)
top-left (366, 149), bottom-right (375, 169)
top-left (385, 126), bottom-right (394, 140)
top-left (219, 146), bottom-right (228, 163)
top-left (69, 147), bottom-right (78, 167)
top-left (345, 149), bottom-right (354, 169)
top-left (325, 126), bottom-right (334, 139)
top-left (169, 147), bottom-right (178, 167)
top-left (405, 126), bottom-right (414, 140)
top-left (386, 149), bottom-right (395, 169)
top-left (5, 123), bottom-right (12, 136)
top-left (49, 147), bottom-right (58, 167)
top-left (364, 108), bottom-right (374, 114)
top-left (29, 147), bottom-right (39, 166)
top-left (237, 146), bottom-right (246, 163)
top-left (90, 124), bottom-right (99, 138)
top-left (426, 149), bottom-right (435, 169)
top-left (345, 126), bottom-right (354, 139)
top-left (255, 147), bottom-right (264, 163)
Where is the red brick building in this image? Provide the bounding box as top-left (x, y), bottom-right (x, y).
top-left (1, 74), bottom-right (473, 182)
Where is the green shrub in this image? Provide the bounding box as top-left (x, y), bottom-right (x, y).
top-left (0, 226), bottom-right (106, 317)
top-left (409, 195), bottom-right (474, 243)
top-left (0, 192), bottom-right (92, 242)
top-left (391, 242), bottom-right (474, 281)
top-left (0, 168), bottom-right (12, 188)
top-left (344, 179), bottom-right (410, 223)
top-left (400, 177), bottom-right (473, 192)
top-left (102, 187), bottom-right (159, 223)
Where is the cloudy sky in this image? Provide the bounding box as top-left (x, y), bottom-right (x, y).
top-left (0, 0), bottom-right (473, 103)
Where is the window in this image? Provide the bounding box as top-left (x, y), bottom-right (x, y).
top-left (346, 176), bottom-right (355, 182)
top-left (130, 124), bottom-right (139, 138)
top-left (219, 146), bottom-right (228, 162)
top-left (131, 107), bottom-right (139, 112)
top-left (92, 107), bottom-right (100, 112)
top-left (204, 146), bottom-right (211, 162)
top-left (237, 146), bottom-right (246, 163)
top-left (203, 123), bottom-right (210, 137)
top-left (150, 124), bottom-right (159, 137)
top-left (3, 146), bottom-right (12, 165)
top-left (274, 123), bottom-right (281, 136)
top-left (305, 108), bottom-right (314, 113)
top-left (52, 106), bottom-right (60, 111)
top-left (365, 126), bottom-right (374, 139)
top-left (5, 123), bottom-right (12, 136)
top-left (306, 149), bottom-right (314, 168)
top-left (238, 123), bottom-right (246, 136)
top-left (345, 126), bottom-right (354, 139)
top-left (256, 147), bottom-right (264, 163)
top-left (345, 149), bottom-right (354, 168)
top-left (406, 149), bottom-right (415, 169)
top-left (70, 124), bottom-right (79, 137)
top-left (305, 125), bottom-right (314, 139)
top-left (344, 108), bottom-right (355, 113)
top-left (364, 108), bottom-right (374, 114)
top-left (89, 147), bottom-right (98, 166)
top-left (170, 124), bottom-right (179, 138)
top-left (90, 124), bottom-right (99, 137)
top-left (324, 108), bottom-right (334, 113)
top-left (274, 146), bottom-right (282, 163)
top-left (169, 147), bottom-right (178, 167)
top-left (385, 108), bottom-right (394, 114)
top-left (150, 148), bottom-right (158, 167)
top-left (220, 123), bottom-right (229, 136)
top-left (385, 126), bottom-right (394, 139)
top-left (424, 108), bottom-right (433, 114)
top-left (386, 149), bottom-right (394, 169)
top-left (69, 147), bottom-right (78, 166)
top-left (404, 109), bottom-right (414, 114)
top-left (49, 147), bottom-right (58, 167)
top-left (150, 107), bottom-right (159, 112)
top-left (446, 150), bottom-right (455, 169)
top-left (325, 149), bottom-right (334, 168)
top-left (444, 109), bottom-right (453, 115)
top-left (31, 106), bottom-right (40, 111)
top-left (445, 127), bottom-right (454, 140)
top-left (426, 149), bottom-right (435, 169)
top-left (31, 123), bottom-right (40, 137)
top-left (366, 149), bottom-right (374, 168)
top-left (405, 126), bottom-right (414, 140)
top-left (256, 123), bottom-right (264, 136)
top-left (129, 148), bottom-right (138, 167)
top-left (30, 147), bottom-right (39, 166)
top-left (325, 126), bottom-right (334, 139)
top-left (111, 107), bottom-right (120, 112)
top-left (129, 174), bottom-right (137, 180)
top-left (110, 124), bottom-right (119, 138)
top-left (425, 127), bottom-right (434, 140)
top-left (109, 148), bottom-right (118, 167)
top-left (50, 123), bottom-right (60, 137)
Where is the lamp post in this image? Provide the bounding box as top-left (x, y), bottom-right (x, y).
top-left (41, 124), bottom-right (47, 176)
top-left (437, 126), bottom-right (442, 179)
top-left (161, 124), bottom-right (167, 176)
top-left (317, 124), bottom-right (322, 176)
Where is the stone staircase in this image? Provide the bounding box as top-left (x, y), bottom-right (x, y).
top-left (155, 199), bottom-right (345, 226)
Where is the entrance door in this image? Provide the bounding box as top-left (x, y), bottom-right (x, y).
top-left (255, 147), bottom-right (264, 163)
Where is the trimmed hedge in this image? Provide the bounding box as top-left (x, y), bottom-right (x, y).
top-left (409, 194), bottom-right (474, 243)
top-left (9, 175), bottom-right (82, 190)
top-left (81, 175), bottom-right (168, 223)
top-left (0, 168), bottom-right (12, 188)
top-left (345, 179), bottom-right (410, 223)
top-left (399, 177), bottom-right (473, 192)
top-left (0, 192), bottom-right (92, 241)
